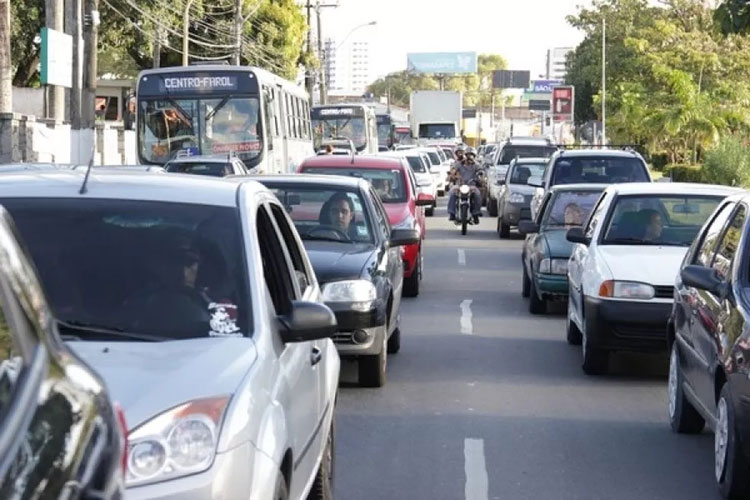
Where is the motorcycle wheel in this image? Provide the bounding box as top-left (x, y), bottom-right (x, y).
top-left (460, 204), bottom-right (468, 235)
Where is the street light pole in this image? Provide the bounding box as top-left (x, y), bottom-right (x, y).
top-left (335, 21), bottom-right (376, 51)
top-left (601, 16), bottom-right (606, 146)
top-left (182, 0), bottom-right (195, 66)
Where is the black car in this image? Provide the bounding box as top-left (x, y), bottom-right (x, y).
top-left (669, 192), bottom-right (750, 499)
top-left (0, 206), bottom-right (126, 498)
top-left (496, 157), bottom-right (548, 238)
top-left (256, 174), bottom-right (419, 388)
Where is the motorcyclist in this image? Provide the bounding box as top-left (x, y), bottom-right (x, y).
top-left (447, 147), bottom-right (482, 224)
top-left (454, 144), bottom-right (466, 165)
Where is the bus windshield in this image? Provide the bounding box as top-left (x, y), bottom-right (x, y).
top-left (312, 107), bottom-right (367, 152)
top-left (138, 96), bottom-right (262, 165)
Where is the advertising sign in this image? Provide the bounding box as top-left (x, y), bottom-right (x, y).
top-left (552, 85), bottom-right (575, 121)
top-left (40, 27), bottom-right (73, 88)
top-left (492, 70), bottom-right (531, 89)
top-left (529, 100), bottom-right (551, 112)
top-left (407, 52), bottom-right (477, 74)
top-left (531, 80), bottom-right (562, 93)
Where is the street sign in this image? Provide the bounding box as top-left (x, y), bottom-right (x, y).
top-left (40, 27), bottom-right (73, 88)
top-left (531, 80), bottom-right (562, 93)
top-left (492, 70), bottom-right (531, 89)
top-left (462, 109), bottom-right (477, 118)
top-left (552, 85), bottom-right (575, 121)
top-left (407, 52), bottom-right (477, 74)
top-left (529, 99), bottom-right (551, 111)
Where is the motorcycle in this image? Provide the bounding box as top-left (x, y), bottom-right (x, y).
top-left (456, 184), bottom-right (474, 235)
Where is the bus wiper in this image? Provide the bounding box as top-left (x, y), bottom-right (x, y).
top-left (57, 319), bottom-right (168, 342)
top-left (205, 95), bottom-right (233, 123)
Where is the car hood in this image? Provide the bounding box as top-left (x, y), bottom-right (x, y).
top-left (68, 338), bottom-right (257, 429)
top-left (507, 184), bottom-right (537, 196)
top-left (303, 241), bottom-right (374, 282)
top-left (542, 228), bottom-right (574, 258)
top-left (597, 245), bottom-right (689, 286)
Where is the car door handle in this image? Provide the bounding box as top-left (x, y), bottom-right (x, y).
top-left (310, 346), bottom-right (322, 366)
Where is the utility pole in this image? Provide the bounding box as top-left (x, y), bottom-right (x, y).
top-left (182, 0), bottom-right (195, 66)
top-left (316, 2), bottom-right (325, 104)
top-left (81, 0), bottom-right (99, 129)
top-left (153, 25), bottom-right (163, 68)
top-left (305, 0), bottom-right (314, 105)
top-left (0, 0), bottom-right (11, 114)
top-left (233, 0), bottom-right (242, 65)
top-left (66, 0), bottom-right (83, 128)
top-left (601, 16), bottom-right (606, 146)
top-left (46, 0), bottom-right (65, 120)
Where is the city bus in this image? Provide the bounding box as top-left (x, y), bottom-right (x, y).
top-left (135, 65), bottom-right (314, 174)
top-left (311, 104), bottom-right (378, 154)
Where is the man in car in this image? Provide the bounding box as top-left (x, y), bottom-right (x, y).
top-left (564, 202), bottom-right (584, 227)
top-left (322, 192), bottom-right (355, 236)
top-left (447, 147), bottom-right (482, 223)
top-left (642, 209), bottom-right (664, 242)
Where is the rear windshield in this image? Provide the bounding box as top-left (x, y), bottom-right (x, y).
top-left (406, 156), bottom-right (427, 173)
top-left (301, 166), bottom-right (407, 203)
top-left (165, 161), bottom-right (232, 177)
top-left (497, 145), bottom-right (557, 164)
top-left (509, 163), bottom-right (546, 184)
top-left (602, 195), bottom-right (722, 246)
top-left (418, 124), bottom-right (455, 139)
top-left (2, 198), bottom-right (251, 340)
top-left (426, 152), bottom-right (440, 165)
top-left (442, 148), bottom-right (455, 160)
top-left (551, 157), bottom-right (649, 186)
top-left (542, 191), bottom-right (603, 228)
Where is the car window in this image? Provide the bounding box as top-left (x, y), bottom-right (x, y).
top-left (542, 191), bottom-right (603, 229)
top-left (426, 152), bottom-right (440, 166)
top-left (551, 157), bottom-right (649, 186)
top-left (165, 161), bottom-right (233, 177)
top-left (406, 156), bottom-right (427, 173)
top-left (406, 168), bottom-right (418, 197)
top-left (370, 189), bottom-right (391, 240)
top-left (497, 145), bottom-right (557, 165)
top-left (509, 163), bottom-right (546, 184)
top-left (300, 166), bottom-right (407, 203)
top-left (584, 192), bottom-right (609, 239)
top-left (695, 202), bottom-right (736, 267)
top-left (257, 206), bottom-right (296, 314)
top-left (711, 204), bottom-right (746, 281)
top-left (268, 203), bottom-right (311, 294)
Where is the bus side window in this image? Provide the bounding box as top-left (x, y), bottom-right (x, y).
top-left (303, 101), bottom-right (310, 139)
top-left (263, 86), bottom-right (274, 150)
top-left (272, 88), bottom-right (280, 137)
top-left (294, 97), bottom-right (301, 139)
top-left (285, 93), bottom-right (293, 139)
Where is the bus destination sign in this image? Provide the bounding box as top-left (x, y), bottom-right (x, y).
top-left (159, 76), bottom-right (238, 92)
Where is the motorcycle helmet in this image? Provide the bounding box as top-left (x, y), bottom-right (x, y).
top-left (456, 144), bottom-right (466, 152)
top-left (465, 147), bottom-right (477, 157)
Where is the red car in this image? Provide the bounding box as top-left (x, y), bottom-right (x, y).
top-left (299, 155), bottom-right (433, 296)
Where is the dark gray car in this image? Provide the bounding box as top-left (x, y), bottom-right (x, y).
top-left (497, 158), bottom-right (547, 238)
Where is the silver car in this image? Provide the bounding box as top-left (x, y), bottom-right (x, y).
top-left (0, 170), bottom-right (340, 500)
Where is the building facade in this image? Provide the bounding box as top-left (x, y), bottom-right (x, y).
top-left (545, 47), bottom-right (573, 81)
top-left (324, 38), bottom-right (372, 96)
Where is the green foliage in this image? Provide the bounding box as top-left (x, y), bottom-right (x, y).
top-left (367, 53), bottom-right (507, 109)
top-left (715, 0), bottom-right (750, 35)
top-left (662, 164), bottom-right (704, 183)
top-left (701, 134), bottom-right (750, 187)
top-left (9, 0), bottom-right (44, 86)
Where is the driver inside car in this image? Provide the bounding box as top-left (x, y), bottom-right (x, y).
top-left (319, 192), bottom-right (357, 239)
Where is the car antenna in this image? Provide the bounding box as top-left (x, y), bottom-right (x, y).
top-left (79, 142), bottom-right (96, 195)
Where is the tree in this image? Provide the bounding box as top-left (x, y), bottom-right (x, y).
top-left (715, 0), bottom-right (750, 35)
top-left (9, 0), bottom-right (44, 86)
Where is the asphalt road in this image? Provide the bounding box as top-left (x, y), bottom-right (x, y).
top-left (333, 199), bottom-right (719, 500)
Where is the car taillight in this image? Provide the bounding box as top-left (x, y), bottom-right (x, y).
top-left (114, 403), bottom-right (128, 475)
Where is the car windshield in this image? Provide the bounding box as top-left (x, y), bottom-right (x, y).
top-left (138, 97), bottom-right (261, 165)
top-left (1, 198), bottom-right (251, 340)
top-left (543, 191), bottom-right (603, 228)
top-left (165, 161), bottom-right (232, 177)
top-left (602, 195), bottom-right (723, 246)
top-left (551, 156), bottom-right (649, 185)
top-left (498, 145), bottom-right (557, 164)
top-left (264, 185), bottom-right (374, 243)
top-left (406, 156), bottom-right (427, 173)
top-left (509, 163), bottom-right (546, 184)
top-left (301, 166), bottom-right (407, 203)
top-left (419, 124), bottom-right (455, 139)
top-left (442, 148), bottom-right (455, 160)
top-left (426, 152), bottom-right (440, 165)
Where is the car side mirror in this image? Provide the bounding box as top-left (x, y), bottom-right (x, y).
top-left (681, 265), bottom-right (729, 297)
top-left (496, 178), bottom-right (505, 186)
top-left (527, 176), bottom-right (543, 188)
top-left (566, 227), bottom-right (590, 245)
top-left (416, 193), bottom-right (434, 206)
top-left (277, 301), bottom-right (338, 343)
top-left (518, 220), bottom-right (539, 234)
top-left (389, 228), bottom-right (419, 247)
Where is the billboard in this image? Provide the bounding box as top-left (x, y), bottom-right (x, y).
top-left (492, 70), bottom-right (531, 89)
top-left (552, 85), bottom-right (575, 121)
top-left (529, 100), bottom-right (551, 111)
top-left (407, 52), bottom-right (477, 74)
top-left (40, 27), bottom-right (73, 88)
top-left (531, 80), bottom-right (562, 93)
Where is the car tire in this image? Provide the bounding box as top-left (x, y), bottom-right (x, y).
top-left (403, 250), bottom-right (421, 297)
top-left (528, 277), bottom-right (546, 314)
top-left (274, 473), bottom-right (289, 500)
top-left (359, 332), bottom-right (387, 387)
top-left (668, 342), bottom-right (705, 434)
top-left (566, 316), bottom-right (583, 345)
top-left (387, 327), bottom-right (401, 354)
top-left (499, 219), bottom-right (510, 239)
top-left (488, 198), bottom-right (498, 217)
top-left (307, 413), bottom-right (335, 500)
top-left (581, 319), bottom-right (609, 375)
top-left (716, 384), bottom-right (750, 499)
top-left (522, 265), bottom-right (530, 298)
top-left (438, 189), bottom-right (445, 197)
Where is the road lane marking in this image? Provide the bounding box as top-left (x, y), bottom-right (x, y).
top-left (460, 299), bottom-right (473, 335)
top-left (458, 248), bottom-right (466, 265)
top-left (464, 438), bottom-right (489, 500)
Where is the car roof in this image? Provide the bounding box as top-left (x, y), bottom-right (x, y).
top-left (512, 157), bottom-right (549, 164)
top-left (605, 182), bottom-right (744, 197)
top-left (380, 150), bottom-right (423, 158)
top-left (231, 173), bottom-right (370, 190)
top-left (555, 149), bottom-right (641, 158)
top-left (548, 183), bottom-right (608, 194)
top-left (301, 154), bottom-right (406, 170)
top-left (0, 170), bottom-right (263, 207)
top-left (503, 137), bottom-right (553, 146)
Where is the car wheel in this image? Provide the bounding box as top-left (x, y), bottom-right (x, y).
top-left (437, 189), bottom-right (445, 197)
top-left (528, 276), bottom-right (546, 314)
top-left (426, 205), bottom-right (434, 217)
top-left (488, 198), bottom-right (498, 217)
top-left (403, 250), bottom-right (421, 297)
top-left (581, 319), bottom-right (609, 375)
top-left (359, 330), bottom-right (387, 387)
top-left (668, 342), bottom-right (705, 434)
top-left (274, 473), bottom-right (289, 500)
top-left (566, 317), bottom-right (583, 346)
top-left (307, 413), bottom-right (335, 500)
top-left (499, 219), bottom-right (510, 239)
top-left (521, 265), bottom-right (530, 298)
top-left (715, 384), bottom-right (750, 499)
top-left (387, 327), bottom-right (401, 354)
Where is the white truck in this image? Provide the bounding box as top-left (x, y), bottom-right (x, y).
top-left (410, 90), bottom-right (462, 144)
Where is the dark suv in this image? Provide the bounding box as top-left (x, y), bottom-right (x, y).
top-left (0, 207), bottom-right (126, 498)
top-left (669, 192), bottom-right (750, 499)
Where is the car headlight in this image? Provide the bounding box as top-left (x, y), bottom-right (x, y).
top-left (509, 192), bottom-right (525, 204)
top-left (126, 396), bottom-right (230, 487)
top-left (599, 280), bottom-right (655, 300)
top-left (322, 280), bottom-right (377, 312)
top-left (539, 258), bottom-right (568, 275)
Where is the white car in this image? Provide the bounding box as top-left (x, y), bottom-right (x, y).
top-left (0, 170), bottom-right (341, 500)
top-left (566, 182), bottom-right (742, 375)
top-left (381, 149), bottom-right (437, 215)
top-left (419, 146), bottom-right (451, 195)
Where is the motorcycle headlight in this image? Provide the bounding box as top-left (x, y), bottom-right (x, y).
top-left (126, 396), bottom-right (230, 487)
top-left (599, 280), bottom-right (655, 300)
top-left (459, 185), bottom-right (471, 195)
top-left (509, 192), bottom-right (525, 204)
top-left (322, 280), bottom-right (377, 312)
top-left (539, 258), bottom-right (568, 275)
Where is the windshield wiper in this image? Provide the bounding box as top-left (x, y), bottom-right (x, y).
top-left (302, 235), bottom-right (352, 243)
top-left (57, 319), bottom-right (168, 342)
top-left (604, 237), bottom-right (649, 245)
top-left (204, 94), bottom-right (234, 123)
